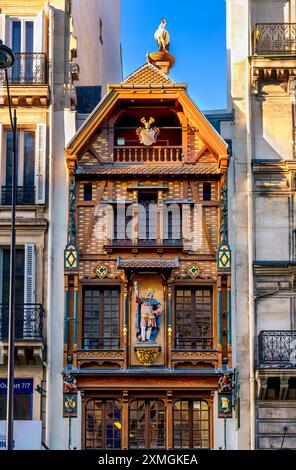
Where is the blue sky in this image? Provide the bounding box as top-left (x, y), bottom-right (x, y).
top-left (121, 0), bottom-right (227, 111)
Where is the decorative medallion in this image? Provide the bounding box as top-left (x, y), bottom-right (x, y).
top-left (96, 264), bottom-right (108, 278)
top-left (64, 242), bottom-right (78, 270)
top-left (63, 393), bottom-right (78, 417)
top-left (218, 393), bottom-right (232, 418)
top-left (218, 374), bottom-right (232, 393)
top-left (134, 344), bottom-right (161, 367)
top-left (188, 265), bottom-right (200, 278)
top-left (136, 117), bottom-right (160, 146)
top-left (217, 243), bottom-right (231, 270)
top-left (63, 375), bottom-right (78, 417)
top-left (63, 374), bottom-right (77, 393)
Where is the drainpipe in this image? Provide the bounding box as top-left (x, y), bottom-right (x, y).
top-left (246, 0), bottom-right (256, 450)
top-left (45, 3), bottom-right (55, 448)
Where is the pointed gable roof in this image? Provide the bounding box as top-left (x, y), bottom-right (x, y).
top-left (121, 62), bottom-right (176, 86)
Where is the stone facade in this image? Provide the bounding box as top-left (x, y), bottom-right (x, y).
top-left (227, 0), bottom-right (296, 450)
top-left (0, 0), bottom-right (121, 450)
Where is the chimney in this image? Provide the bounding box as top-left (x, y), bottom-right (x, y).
top-left (147, 51), bottom-right (175, 75)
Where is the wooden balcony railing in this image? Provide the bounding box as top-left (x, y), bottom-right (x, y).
top-left (114, 146), bottom-right (182, 163)
top-left (254, 23), bottom-right (296, 55)
top-left (0, 53), bottom-right (48, 85)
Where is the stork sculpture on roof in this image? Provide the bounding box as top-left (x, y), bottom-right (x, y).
top-left (154, 18), bottom-right (170, 52)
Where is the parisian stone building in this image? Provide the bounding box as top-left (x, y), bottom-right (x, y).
top-left (227, 0), bottom-right (296, 449)
top-left (0, 0), bottom-right (121, 450)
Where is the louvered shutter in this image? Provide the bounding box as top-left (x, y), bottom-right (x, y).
top-left (34, 11), bottom-right (44, 53)
top-left (35, 123), bottom-right (46, 204)
top-left (0, 14), bottom-right (6, 43)
top-left (0, 123), bottom-right (3, 203)
top-left (24, 243), bottom-right (36, 304)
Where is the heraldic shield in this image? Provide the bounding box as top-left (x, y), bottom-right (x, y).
top-left (136, 117), bottom-right (160, 146)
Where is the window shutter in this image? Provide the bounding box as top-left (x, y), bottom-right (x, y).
top-left (0, 123), bottom-right (3, 193)
top-left (24, 243), bottom-right (36, 304)
top-left (0, 248), bottom-right (3, 304)
top-left (0, 14), bottom-right (6, 42)
top-left (34, 11), bottom-right (44, 53)
top-left (35, 123), bottom-right (46, 204)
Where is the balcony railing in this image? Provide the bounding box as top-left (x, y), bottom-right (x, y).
top-left (254, 23), bottom-right (296, 55)
top-left (258, 330), bottom-right (296, 366)
top-left (0, 304), bottom-right (44, 341)
top-left (82, 336), bottom-right (120, 350)
top-left (174, 336), bottom-right (213, 350)
top-left (0, 53), bottom-right (48, 85)
top-left (114, 146), bottom-right (182, 164)
top-left (1, 186), bottom-right (35, 205)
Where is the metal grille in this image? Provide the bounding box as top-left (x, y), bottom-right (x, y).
top-left (254, 23), bottom-right (296, 54)
top-left (0, 304), bottom-right (44, 340)
top-left (85, 399), bottom-right (121, 449)
top-left (173, 400), bottom-right (210, 449)
top-left (83, 288), bottom-right (120, 349)
top-left (175, 288), bottom-right (213, 349)
top-left (0, 53), bottom-right (47, 85)
top-left (129, 399), bottom-right (165, 449)
top-left (258, 330), bottom-right (296, 366)
top-left (1, 186), bottom-right (35, 205)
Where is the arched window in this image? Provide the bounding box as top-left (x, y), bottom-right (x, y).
top-left (85, 399), bottom-right (121, 449)
top-left (129, 399), bottom-right (165, 449)
top-left (173, 399), bottom-right (210, 448)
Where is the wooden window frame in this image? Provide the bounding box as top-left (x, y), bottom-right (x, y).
top-left (172, 283), bottom-right (216, 350)
top-left (81, 285), bottom-right (121, 350)
top-left (173, 398), bottom-right (210, 449)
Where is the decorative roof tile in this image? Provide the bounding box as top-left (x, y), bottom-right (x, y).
top-left (118, 257), bottom-right (179, 269)
top-left (121, 63), bottom-right (175, 86)
top-left (77, 163), bottom-right (220, 176)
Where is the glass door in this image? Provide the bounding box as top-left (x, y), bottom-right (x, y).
top-left (11, 19), bottom-right (34, 83)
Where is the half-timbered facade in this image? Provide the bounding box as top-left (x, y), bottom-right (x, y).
top-left (64, 47), bottom-right (231, 449)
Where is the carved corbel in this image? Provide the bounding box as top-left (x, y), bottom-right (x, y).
top-left (279, 377), bottom-right (289, 400)
top-left (256, 376), bottom-right (268, 400)
top-left (66, 155), bottom-right (78, 176)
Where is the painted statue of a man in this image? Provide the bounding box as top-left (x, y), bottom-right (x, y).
top-left (134, 281), bottom-right (162, 342)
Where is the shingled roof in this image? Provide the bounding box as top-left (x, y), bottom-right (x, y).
top-left (76, 163), bottom-right (221, 176)
top-left (121, 62), bottom-right (175, 87)
top-left (117, 257), bottom-right (179, 269)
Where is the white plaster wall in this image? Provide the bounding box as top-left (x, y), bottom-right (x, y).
top-left (72, 0), bottom-right (122, 94)
top-left (256, 297), bottom-right (291, 334)
top-left (252, 0), bottom-right (290, 24)
top-left (253, 99), bottom-right (292, 161)
top-left (226, 0), bottom-right (253, 450)
top-left (255, 197), bottom-right (289, 260)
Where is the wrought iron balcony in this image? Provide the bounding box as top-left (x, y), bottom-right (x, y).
top-left (174, 336), bottom-right (213, 350)
top-left (254, 23), bottom-right (296, 55)
top-left (0, 304), bottom-right (44, 341)
top-left (114, 146), bottom-right (183, 163)
top-left (1, 186), bottom-right (35, 205)
top-left (258, 330), bottom-right (296, 366)
top-left (0, 53), bottom-right (48, 85)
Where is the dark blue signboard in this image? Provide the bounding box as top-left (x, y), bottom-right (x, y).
top-left (0, 378), bottom-right (33, 394)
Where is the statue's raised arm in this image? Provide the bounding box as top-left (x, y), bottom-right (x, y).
top-left (154, 18), bottom-right (170, 52)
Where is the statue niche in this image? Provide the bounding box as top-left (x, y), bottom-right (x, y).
top-left (134, 281), bottom-right (162, 342)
